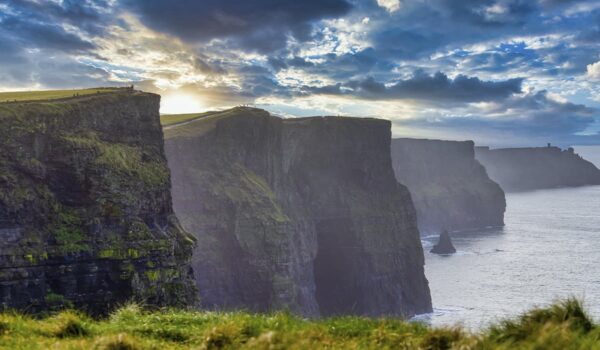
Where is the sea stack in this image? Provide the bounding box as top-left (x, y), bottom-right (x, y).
top-left (430, 230), bottom-right (456, 255)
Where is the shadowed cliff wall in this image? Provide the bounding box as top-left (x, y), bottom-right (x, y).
top-left (0, 91), bottom-right (196, 313)
top-left (392, 138), bottom-right (505, 235)
top-left (165, 107), bottom-right (431, 318)
top-left (475, 146), bottom-right (600, 192)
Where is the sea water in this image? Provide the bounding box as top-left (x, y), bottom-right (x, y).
top-left (417, 185), bottom-right (600, 329)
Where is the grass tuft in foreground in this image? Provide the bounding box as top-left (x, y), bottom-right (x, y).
top-left (0, 299), bottom-right (598, 349)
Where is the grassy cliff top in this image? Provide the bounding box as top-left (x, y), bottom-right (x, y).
top-left (163, 106), bottom-right (390, 139)
top-left (0, 88), bottom-right (155, 118)
top-left (0, 87), bottom-right (128, 103)
top-left (0, 299), bottom-right (597, 349)
top-left (160, 112), bottom-right (217, 126)
top-left (163, 107), bottom-right (269, 138)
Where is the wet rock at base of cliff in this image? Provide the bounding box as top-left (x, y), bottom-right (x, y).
top-left (165, 107), bottom-right (432, 318)
top-left (430, 230), bottom-right (456, 255)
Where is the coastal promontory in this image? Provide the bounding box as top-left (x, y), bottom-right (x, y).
top-left (0, 89), bottom-right (196, 313)
top-left (165, 107), bottom-right (432, 318)
top-left (391, 138), bottom-right (506, 235)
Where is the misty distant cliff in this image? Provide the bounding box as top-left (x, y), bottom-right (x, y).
top-left (165, 107), bottom-right (432, 318)
top-left (392, 138), bottom-right (505, 234)
top-left (0, 90), bottom-right (196, 313)
top-left (475, 146), bottom-right (600, 192)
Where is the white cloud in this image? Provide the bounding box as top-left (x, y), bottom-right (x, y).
top-left (587, 61), bottom-right (600, 79)
top-left (376, 0), bottom-right (401, 13)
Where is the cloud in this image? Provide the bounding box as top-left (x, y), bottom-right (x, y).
top-left (377, 0), bottom-right (401, 13)
top-left (395, 90), bottom-right (599, 146)
top-left (1, 0), bottom-right (599, 147)
top-left (303, 71), bottom-right (523, 103)
top-left (587, 61), bottom-right (600, 79)
top-left (2, 0), bottom-right (114, 38)
top-left (122, 0), bottom-right (353, 52)
top-left (0, 16), bottom-right (94, 52)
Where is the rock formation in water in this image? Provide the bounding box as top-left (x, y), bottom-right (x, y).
top-left (164, 107), bottom-right (432, 318)
top-left (430, 230), bottom-right (456, 255)
top-left (0, 90), bottom-right (196, 314)
top-left (391, 138), bottom-right (506, 235)
top-left (475, 146), bottom-right (600, 192)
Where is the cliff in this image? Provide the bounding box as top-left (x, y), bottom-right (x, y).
top-left (391, 138), bottom-right (505, 235)
top-left (0, 90), bottom-right (196, 314)
top-left (164, 107), bottom-right (431, 318)
top-left (475, 146), bottom-right (600, 192)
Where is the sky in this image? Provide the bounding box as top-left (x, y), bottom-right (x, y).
top-left (0, 0), bottom-right (599, 147)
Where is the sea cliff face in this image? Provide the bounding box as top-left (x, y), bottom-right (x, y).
top-left (165, 107), bottom-right (432, 318)
top-left (391, 138), bottom-right (505, 234)
top-left (475, 146), bottom-right (600, 192)
top-left (0, 90), bottom-right (196, 313)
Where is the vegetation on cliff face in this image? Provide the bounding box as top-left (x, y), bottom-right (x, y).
top-left (0, 89), bottom-right (196, 314)
top-left (165, 107), bottom-right (431, 318)
top-left (0, 299), bottom-right (596, 349)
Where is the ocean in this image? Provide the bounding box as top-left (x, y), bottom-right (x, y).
top-left (416, 185), bottom-right (600, 330)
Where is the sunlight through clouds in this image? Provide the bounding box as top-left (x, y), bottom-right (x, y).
top-left (0, 0), bottom-right (598, 146)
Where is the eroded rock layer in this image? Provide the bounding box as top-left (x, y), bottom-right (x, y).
top-left (0, 90), bottom-right (196, 314)
top-left (392, 138), bottom-right (505, 234)
top-left (165, 107), bottom-right (431, 318)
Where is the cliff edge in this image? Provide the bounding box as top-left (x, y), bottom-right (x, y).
top-left (165, 107), bottom-right (432, 318)
top-left (391, 138), bottom-right (505, 235)
top-left (475, 146), bottom-right (600, 192)
top-left (0, 90), bottom-right (196, 313)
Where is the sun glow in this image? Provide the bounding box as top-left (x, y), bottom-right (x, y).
top-left (160, 94), bottom-right (204, 114)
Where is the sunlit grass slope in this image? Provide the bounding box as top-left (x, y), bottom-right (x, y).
top-left (0, 88), bottom-right (123, 102)
top-left (0, 299), bottom-right (598, 349)
top-left (163, 107), bottom-right (269, 138)
top-left (160, 112), bottom-right (216, 126)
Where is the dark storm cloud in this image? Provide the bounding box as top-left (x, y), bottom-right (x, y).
top-left (304, 72), bottom-right (523, 103)
top-left (443, 0), bottom-right (536, 26)
top-left (122, 0), bottom-right (353, 52)
top-left (237, 65), bottom-right (291, 98)
top-left (0, 0), bottom-right (599, 147)
top-left (364, 0), bottom-right (540, 61)
top-left (0, 0), bottom-right (118, 89)
top-left (3, 0), bottom-right (112, 36)
top-left (0, 0), bottom-right (114, 55)
top-left (0, 16), bottom-right (94, 52)
top-left (397, 90), bottom-right (599, 145)
top-left (268, 49), bottom-right (391, 82)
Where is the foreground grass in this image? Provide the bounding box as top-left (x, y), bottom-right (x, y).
top-left (0, 88), bottom-right (123, 103)
top-left (0, 299), bottom-right (598, 349)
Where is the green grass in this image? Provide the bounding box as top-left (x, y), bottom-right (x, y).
top-left (63, 134), bottom-right (170, 187)
top-left (0, 88), bottom-right (123, 103)
top-left (0, 299), bottom-right (598, 349)
top-left (160, 112), bottom-right (216, 126)
top-left (163, 107), bottom-right (270, 139)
